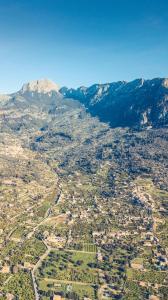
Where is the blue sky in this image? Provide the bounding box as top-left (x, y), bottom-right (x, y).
top-left (0, 0), bottom-right (168, 93)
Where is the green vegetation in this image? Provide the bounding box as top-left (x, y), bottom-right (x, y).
top-left (1, 85), bottom-right (168, 299)
top-left (68, 242), bottom-right (97, 253)
top-left (38, 279), bottom-right (96, 299)
top-left (127, 268), bottom-right (168, 284)
top-left (124, 281), bottom-right (150, 300)
top-left (0, 273), bottom-right (10, 288)
top-left (3, 271), bottom-right (35, 300)
top-left (0, 238), bottom-right (46, 266)
top-left (37, 250), bottom-right (98, 284)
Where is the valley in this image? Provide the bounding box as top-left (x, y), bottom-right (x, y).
top-left (0, 79), bottom-right (168, 300)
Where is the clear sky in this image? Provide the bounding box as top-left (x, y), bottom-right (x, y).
top-left (0, 0), bottom-right (168, 93)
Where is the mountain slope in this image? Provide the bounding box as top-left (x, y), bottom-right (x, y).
top-left (0, 79), bottom-right (168, 299)
top-left (60, 78), bottom-right (168, 128)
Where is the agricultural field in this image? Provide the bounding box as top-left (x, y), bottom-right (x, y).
top-left (38, 279), bottom-right (96, 299)
top-left (36, 251), bottom-right (98, 280)
top-left (36, 249), bottom-right (98, 299)
top-left (3, 271), bottom-right (35, 300)
top-left (0, 81), bottom-right (168, 299)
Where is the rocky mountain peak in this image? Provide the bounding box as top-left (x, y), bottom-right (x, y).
top-left (162, 78), bottom-right (168, 88)
top-left (20, 79), bottom-right (60, 94)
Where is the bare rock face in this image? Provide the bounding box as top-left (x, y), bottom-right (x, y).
top-left (0, 94), bottom-right (11, 103)
top-left (162, 79), bottom-right (168, 88)
top-left (21, 79), bottom-right (60, 94)
top-left (61, 78), bottom-right (168, 128)
top-left (1, 77), bottom-right (168, 129)
top-left (15, 79), bottom-right (62, 109)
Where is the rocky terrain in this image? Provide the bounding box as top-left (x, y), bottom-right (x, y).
top-left (0, 79), bottom-right (168, 300)
top-left (61, 78), bottom-right (168, 128)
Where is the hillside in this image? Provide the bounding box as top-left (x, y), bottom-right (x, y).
top-left (61, 78), bottom-right (168, 128)
top-left (0, 79), bottom-right (168, 300)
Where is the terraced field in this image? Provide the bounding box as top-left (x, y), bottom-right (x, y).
top-left (0, 83), bottom-right (168, 299)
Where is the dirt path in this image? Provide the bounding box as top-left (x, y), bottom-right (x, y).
top-left (44, 278), bottom-right (92, 286)
top-left (32, 243), bottom-right (51, 300)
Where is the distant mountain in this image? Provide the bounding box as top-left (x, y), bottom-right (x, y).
top-left (1, 78), bottom-right (168, 299)
top-left (0, 79), bottom-right (84, 134)
top-left (1, 77), bottom-right (168, 129)
top-left (21, 79), bottom-right (60, 94)
top-left (60, 78), bottom-right (168, 128)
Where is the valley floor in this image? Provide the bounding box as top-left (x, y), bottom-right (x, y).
top-left (0, 93), bottom-right (168, 299)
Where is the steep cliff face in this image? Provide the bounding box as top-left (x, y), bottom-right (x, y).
top-left (1, 77), bottom-right (168, 130)
top-left (60, 78), bottom-right (168, 128)
top-left (21, 79), bottom-right (60, 94)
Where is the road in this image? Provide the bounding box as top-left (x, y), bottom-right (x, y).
top-left (32, 243), bottom-right (51, 300)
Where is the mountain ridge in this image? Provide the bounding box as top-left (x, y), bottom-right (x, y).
top-left (1, 77), bottom-right (168, 129)
top-left (60, 77), bottom-right (168, 128)
top-left (1, 76), bottom-right (168, 299)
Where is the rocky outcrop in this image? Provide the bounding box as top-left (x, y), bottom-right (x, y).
top-left (21, 79), bottom-right (60, 94)
top-left (60, 78), bottom-right (168, 128)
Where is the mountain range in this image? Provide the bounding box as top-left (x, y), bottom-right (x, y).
top-left (1, 77), bottom-right (168, 129)
top-left (0, 78), bottom-right (168, 300)
top-left (61, 78), bottom-right (168, 128)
